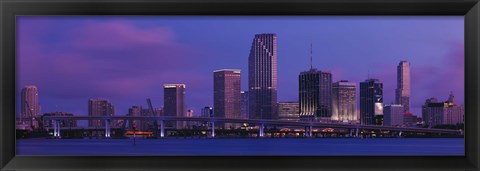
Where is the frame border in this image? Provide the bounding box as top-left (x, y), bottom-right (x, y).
top-left (1, 0), bottom-right (479, 170)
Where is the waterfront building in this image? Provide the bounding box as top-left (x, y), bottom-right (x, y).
top-left (396, 61), bottom-right (411, 113)
top-left (127, 106), bottom-right (142, 130)
top-left (164, 84), bottom-right (186, 129)
top-left (240, 91), bottom-right (249, 119)
top-left (299, 69), bottom-right (332, 121)
top-left (403, 112), bottom-right (420, 127)
top-left (332, 80), bottom-right (357, 122)
top-left (383, 104), bottom-right (404, 126)
top-left (88, 98), bottom-right (114, 127)
top-left (248, 33), bottom-right (278, 120)
top-left (43, 112), bottom-right (77, 128)
top-left (422, 92), bottom-right (464, 127)
top-left (201, 106), bottom-right (213, 118)
top-left (277, 102), bottom-right (300, 121)
top-left (360, 79), bottom-right (384, 125)
top-left (214, 69), bottom-right (241, 128)
top-left (21, 85), bottom-right (41, 129)
top-left (140, 107), bottom-right (162, 131)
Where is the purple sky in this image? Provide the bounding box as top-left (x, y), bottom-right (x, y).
top-left (17, 16), bottom-right (464, 120)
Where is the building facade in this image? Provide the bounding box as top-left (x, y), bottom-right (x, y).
top-left (240, 91), bottom-right (249, 119)
top-left (396, 61), bottom-right (411, 113)
top-left (127, 106), bottom-right (142, 130)
top-left (277, 102), bottom-right (300, 121)
top-left (21, 85), bottom-right (41, 129)
top-left (214, 69), bottom-right (241, 119)
top-left (360, 79), bottom-right (383, 125)
top-left (383, 104), bottom-right (404, 126)
top-left (88, 98), bottom-right (115, 127)
top-left (164, 84), bottom-right (186, 129)
top-left (201, 106), bottom-right (213, 118)
top-left (248, 33), bottom-right (278, 120)
top-left (332, 80), bottom-right (356, 122)
top-left (299, 69), bottom-right (332, 121)
top-left (422, 92), bottom-right (464, 127)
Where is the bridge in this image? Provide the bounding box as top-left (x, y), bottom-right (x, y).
top-left (40, 116), bottom-right (463, 138)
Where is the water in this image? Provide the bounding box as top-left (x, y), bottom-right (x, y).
top-left (16, 138), bottom-right (464, 156)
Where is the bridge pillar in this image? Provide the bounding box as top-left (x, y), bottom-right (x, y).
top-left (160, 120), bottom-right (165, 138)
top-left (399, 131), bottom-right (403, 137)
top-left (309, 126), bottom-right (313, 137)
top-left (355, 126), bottom-right (359, 137)
top-left (211, 121), bottom-right (215, 138)
top-left (54, 120), bottom-right (61, 138)
top-left (105, 119), bottom-right (111, 138)
top-left (259, 123), bottom-right (264, 137)
top-left (53, 119), bottom-right (57, 137)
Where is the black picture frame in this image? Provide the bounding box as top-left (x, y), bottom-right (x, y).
top-left (1, 0), bottom-right (479, 170)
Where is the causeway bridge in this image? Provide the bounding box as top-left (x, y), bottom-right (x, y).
top-left (40, 116), bottom-right (464, 138)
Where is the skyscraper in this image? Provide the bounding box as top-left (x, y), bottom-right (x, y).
top-left (21, 85), bottom-right (41, 129)
top-left (127, 106), bottom-right (142, 129)
top-left (88, 98), bottom-right (115, 127)
top-left (214, 69), bottom-right (241, 128)
top-left (163, 84), bottom-right (186, 129)
top-left (299, 69), bottom-right (332, 121)
top-left (332, 80), bottom-right (357, 122)
top-left (383, 104), bottom-right (404, 126)
top-left (396, 61), bottom-right (410, 113)
top-left (360, 79), bottom-right (383, 125)
top-left (248, 33), bottom-right (278, 120)
top-left (201, 106), bottom-right (213, 118)
top-left (240, 91), bottom-right (249, 119)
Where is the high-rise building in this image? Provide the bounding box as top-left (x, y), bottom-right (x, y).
top-left (396, 61), bottom-right (411, 113)
top-left (21, 85), bottom-right (41, 129)
top-left (127, 106), bottom-right (142, 129)
top-left (214, 69), bottom-right (241, 129)
top-left (383, 104), bottom-right (404, 126)
top-left (248, 33), bottom-right (278, 120)
top-left (201, 106), bottom-right (213, 118)
top-left (422, 92), bottom-right (464, 127)
top-left (88, 98), bottom-right (115, 127)
top-left (240, 91), bottom-right (249, 119)
top-left (299, 69), bottom-right (332, 121)
top-left (163, 84), bottom-right (186, 129)
top-left (277, 102), bottom-right (300, 121)
top-left (332, 80), bottom-right (356, 122)
top-left (140, 107), bottom-right (162, 131)
top-left (360, 79), bottom-right (383, 125)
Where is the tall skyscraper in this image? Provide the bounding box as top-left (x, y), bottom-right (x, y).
top-left (277, 102), bottom-right (300, 121)
top-left (422, 92), bottom-right (464, 127)
top-left (360, 79), bottom-right (383, 125)
top-left (248, 33), bottom-right (278, 120)
top-left (332, 80), bottom-right (357, 122)
top-left (299, 69), bottom-right (332, 121)
top-left (383, 104), bottom-right (404, 126)
top-left (21, 85), bottom-right (41, 129)
top-left (214, 69), bottom-right (241, 129)
top-left (163, 84), bottom-right (186, 129)
top-left (240, 91), bottom-right (249, 119)
top-left (396, 61), bottom-right (410, 113)
top-left (88, 98), bottom-right (115, 127)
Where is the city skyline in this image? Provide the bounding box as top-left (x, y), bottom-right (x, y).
top-left (17, 16), bottom-right (464, 119)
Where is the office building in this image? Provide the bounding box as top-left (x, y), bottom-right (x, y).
top-left (240, 91), bottom-right (249, 119)
top-left (88, 98), bottom-right (115, 127)
top-left (277, 102), bottom-right (300, 121)
top-left (164, 84), bottom-right (186, 129)
top-left (127, 106), bottom-right (142, 130)
top-left (214, 69), bottom-right (241, 128)
top-left (248, 33), bottom-right (278, 120)
top-left (299, 69), bottom-right (332, 121)
top-left (332, 80), bottom-right (357, 122)
top-left (396, 61), bottom-right (411, 113)
top-left (383, 104), bottom-right (404, 126)
top-left (360, 79), bottom-right (383, 125)
top-left (21, 85), bottom-right (41, 129)
top-left (201, 106), bottom-right (213, 118)
top-left (422, 92), bottom-right (464, 127)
